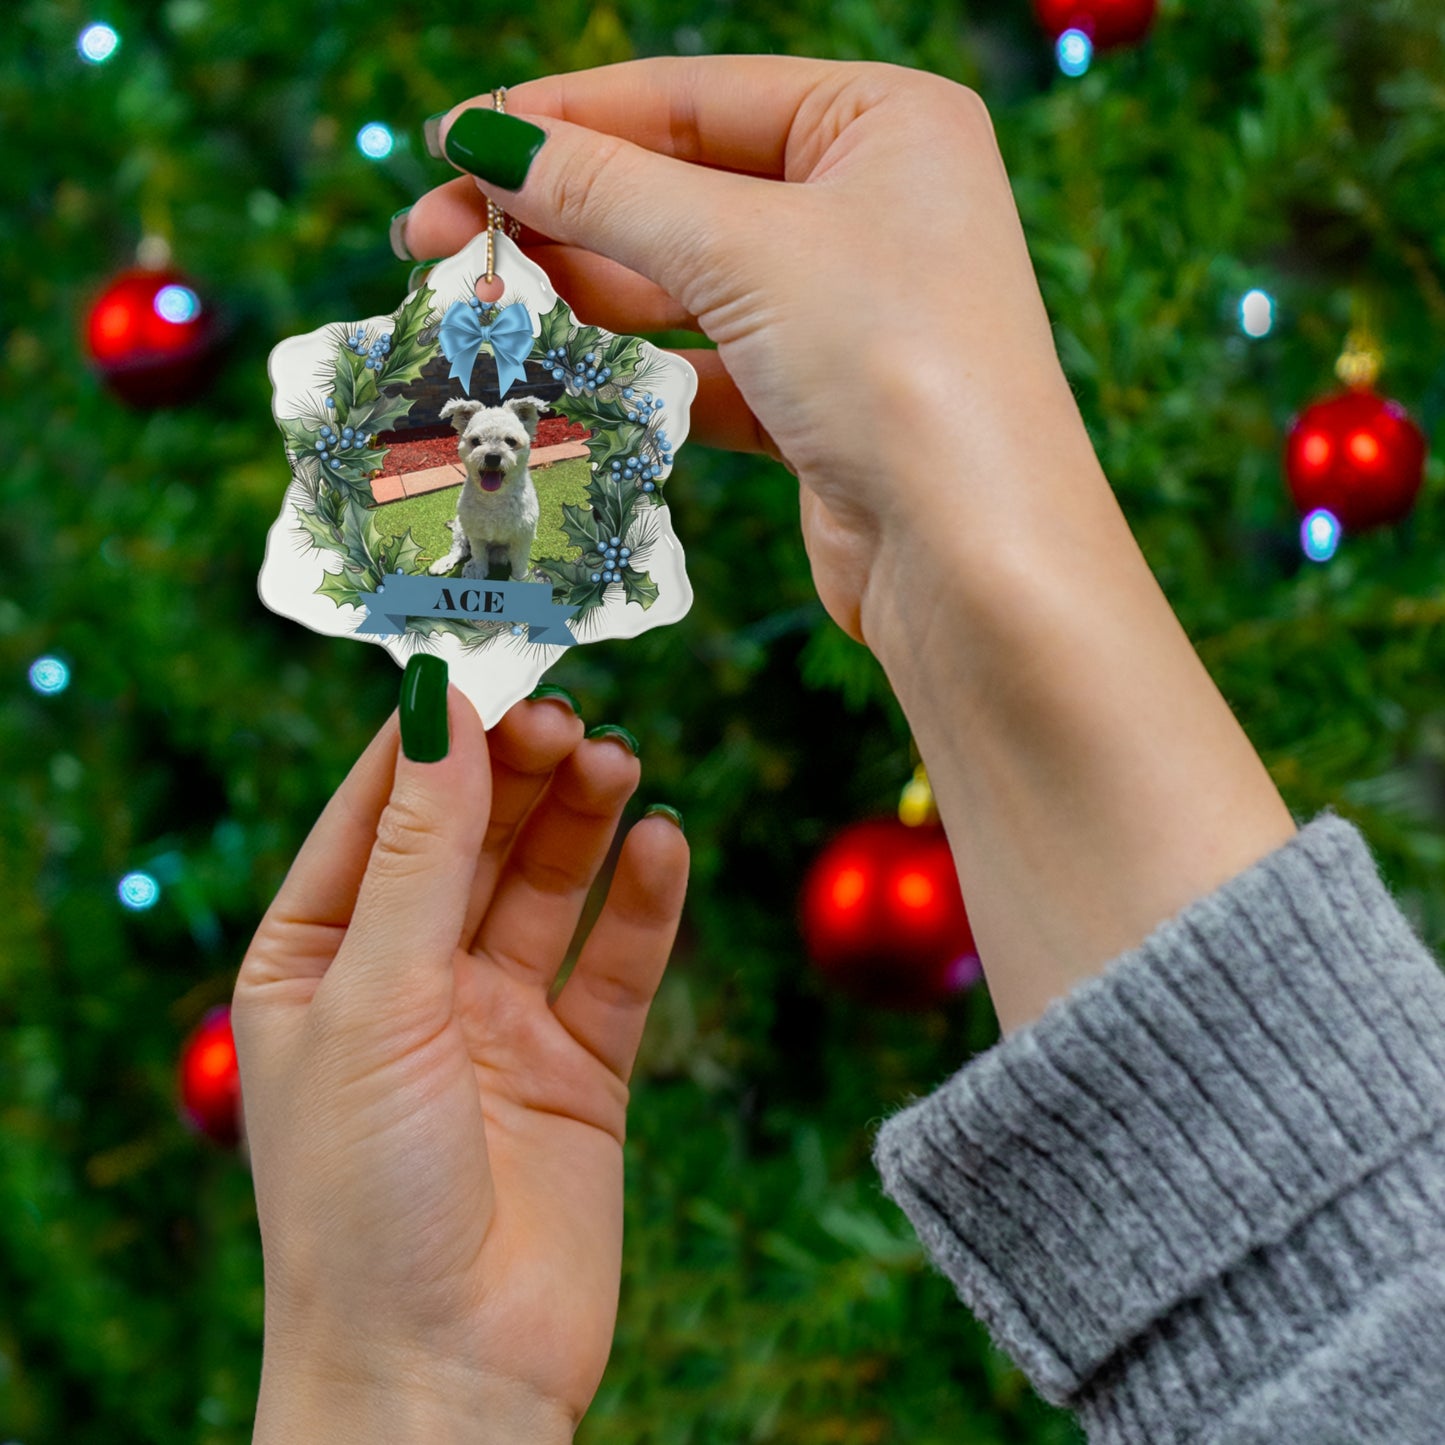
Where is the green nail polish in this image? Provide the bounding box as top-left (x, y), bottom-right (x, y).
top-left (644, 803), bottom-right (684, 835)
top-left (400, 654), bottom-right (449, 762)
top-left (528, 683), bottom-right (582, 716)
top-left (443, 107), bottom-right (546, 191)
top-left (423, 111), bottom-right (447, 160)
top-left (388, 207), bottom-right (413, 262)
top-left (585, 723), bottom-right (639, 757)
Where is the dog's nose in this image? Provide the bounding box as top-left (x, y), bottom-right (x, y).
top-left (482, 452), bottom-right (503, 469)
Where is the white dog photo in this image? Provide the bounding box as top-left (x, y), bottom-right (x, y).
top-left (428, 395), bottom-right (546, 582)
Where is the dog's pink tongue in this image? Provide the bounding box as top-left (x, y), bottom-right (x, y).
top-left (480, 469), bottom-right (504, 492)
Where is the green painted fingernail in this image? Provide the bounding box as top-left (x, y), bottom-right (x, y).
top-left (423, 112), bottom-right (447, 159)
top-left (585, 723), bottom-right (639, 756)
top-left (389, 207), bottom-right (412, 262)
top-left (408, 258), bottom-right (443, 291)
top-left (443, 107), bottom-right (546, 191)
top-left (400, 654), bottom-right (449, 762)
top-left (644, 803), bottom-right (684, 834)
top-left (528, 684), bottom-right (582, 716)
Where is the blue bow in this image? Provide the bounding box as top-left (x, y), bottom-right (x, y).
top-left (437, 300), bottom-right (534, 399)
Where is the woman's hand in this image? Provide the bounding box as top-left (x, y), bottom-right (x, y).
top-left (232, 687), bottom-right (687, 1442)
top-left (399, 57), bottom-right (1097, 645)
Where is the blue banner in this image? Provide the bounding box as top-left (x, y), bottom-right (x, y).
top-left (355, 573), bottom-right (579, 645)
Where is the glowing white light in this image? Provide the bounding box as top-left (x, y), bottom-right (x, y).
top-left (1240, 288), bottom-right (1274, 338)
top-left (1057, 29), bottom-right (1093, 77)
top-left (357, 123), bottom-right (395, 159)
top-left (28, 657), bottom-right (70, 695)
top-left (78, 22), bottom-right (120, 64)
top-left (154, 284), bottom-right (201, 324)
top-left (118, 871), bottom-right (161, 910)
top-left (1301, 508), bottom-right (1341, 563)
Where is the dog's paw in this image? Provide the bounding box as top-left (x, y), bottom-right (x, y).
top-left (427, 557), bottom-right (456, 577)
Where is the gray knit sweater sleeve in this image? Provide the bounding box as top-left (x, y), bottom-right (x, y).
top-left (870, 810), bottom-right (1445, 1443)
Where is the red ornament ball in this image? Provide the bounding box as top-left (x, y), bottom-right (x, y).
top-left (1285, 388), bottom-right (1427, 533)
top-left (800, 818), bottom-right (981, 1011)
top-left (1034, 0), bottom-right (1157, 49)
top-left (85, 266), bottom-right (220, 407)
top-left (178, 1005), bottom-right (242, 1148)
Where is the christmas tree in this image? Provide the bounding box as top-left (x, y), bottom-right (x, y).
top-left (3, 1), bottom-right (1444, 1441)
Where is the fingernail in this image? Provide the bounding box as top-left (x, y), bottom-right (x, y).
top-left (644, 803), bottom-right (684, 835)
top-left (528, 683), bottom-right (582, 716)
top-left (389, 207), bottom-right (413, 262)
top-left (443, 107), bottom-right (547, 191)
top-left (423, 111), bottom-right (447, 160)
top-left (400, 654), bottom-right (449, 762)
top-left (408, 258), bottom-right (443, 291)
top-left (585, 723), bottom-right (639, 757)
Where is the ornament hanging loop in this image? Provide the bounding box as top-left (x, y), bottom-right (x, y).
top-left (1336, 293), bottom-right (1383, 391)
top-left (483, 87), bottom-right (523, 285)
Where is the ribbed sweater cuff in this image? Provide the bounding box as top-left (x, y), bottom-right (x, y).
top-left (870, 811), bottom-right (1445, 1416)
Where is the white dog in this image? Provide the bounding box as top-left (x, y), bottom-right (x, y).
top-left (428, 395), bottom-right (546, 582)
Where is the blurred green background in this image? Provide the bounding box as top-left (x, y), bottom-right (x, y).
top-left (4, 0), bottom-right (1445, 1440)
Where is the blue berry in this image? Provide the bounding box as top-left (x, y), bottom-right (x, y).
top-left (643, 481), bottom-right (655, 492)
top-left (342, 427), bottom-right (354, 439)
top-left (622, 387), bottom-right (633, 398)
top-left (552, 368), bottom-right (563, 380)
top-left (317, 445), bottom-right (328, 455)
top-left (620, 547), bottom-right (630, 559)
top-left (326, 398), bottom-right (335, 408)
top-left (609, 536), bottom-right (620, 546)
top-left (591, 573), bottom-right (601, 583)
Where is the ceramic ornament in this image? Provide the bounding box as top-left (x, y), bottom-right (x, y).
top-left (261, 231), bottom-right (696, 725)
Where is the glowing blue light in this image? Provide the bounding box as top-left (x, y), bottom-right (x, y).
top-left (78, 22), bottom-right (120, 64)
top-left (1240, 288), bottom-right (1274, 338)
top-left (1057, 28), bottom-right (1093, 77)
top-left (1301, 508), bottom-right (1341, 563)
top-left (154, 284), bottom-right (201, 324)
top-left (357, 123), bottom-right (395, 160)
top-left (28, 657), bottom-right (70, 695)
top-left (118, 871), bottom-right (161, 910)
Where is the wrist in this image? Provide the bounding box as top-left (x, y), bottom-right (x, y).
top-left (254, 1347), bottom-right (575, 1445)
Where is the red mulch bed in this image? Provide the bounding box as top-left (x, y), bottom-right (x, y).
top-left (376, 418), bottom-right (590, 474)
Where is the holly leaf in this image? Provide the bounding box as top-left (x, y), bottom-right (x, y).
top-left (560, 502), bottom-right (605, 557)
top-left (391, 285), bottom-right (436, 348)
top-left (603, 334), bottom-right (646, 377)
top-left (531, 555), bottom-right (594, 590)
top-left (538, 299), bottom-right (573, 352)
top-left (332, 346), bottom-right (367, 416)
top-left (316, 569), bottom-right (361, 608)
top-left (379, 527), bottom-right (425, 576)
top-left (294, 509), bottom-right (344, 554)
top-left (353, 390), bottom-right (416, 438)
top-left (279, 416), bottom-right (319, 453)
top-left (586, 422), bottom-right (646, 470)
top-left (622, 569), bottom-right (660, 610)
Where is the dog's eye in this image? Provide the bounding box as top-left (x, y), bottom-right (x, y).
top-left (507, 437), bottom-right (522, 449)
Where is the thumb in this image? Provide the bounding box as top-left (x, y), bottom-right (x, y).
top-left (441, 105), bottom-right (761, 320)
top-left (325, 657), bottom-right (490, 1027)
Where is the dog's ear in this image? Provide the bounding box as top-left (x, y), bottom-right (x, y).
top-left (502, 396), bottom-right (547, 439)
top-left (440, 398), bottom-right (484, 433)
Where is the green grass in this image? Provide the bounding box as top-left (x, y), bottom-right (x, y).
top-left (370, 455), bottom-right (593, 571)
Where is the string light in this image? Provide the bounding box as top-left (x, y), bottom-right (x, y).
top-left (78, 22), bottom-right (120, 64)
top-left (118, 871), bottom-right (161, 910)
top-left (1301, 508), bottom-right (1341, 563)
top-left (1057, 29), bottom-right (1093, 76)
top-left (1240, 289), bottom-right (1274, 338)
top-left (154, 284), bottom-right (201, 324)
top-left (28, 657), bottom-right (70, 695)
top-left (356, 122), bottom-right (395, 159)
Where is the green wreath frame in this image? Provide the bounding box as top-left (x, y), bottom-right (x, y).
top-left (278, 281), bottom-right (678, 652)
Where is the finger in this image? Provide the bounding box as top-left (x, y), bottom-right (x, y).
top-left (550, 813), bottom-right (689, 1083)
top-left (434, 98), bottom-right (768, 316)
top-left (460, 694), bottom-right (586, 948)
top-left (471, 734), bottom-right (641, 990)
top-left (237, 712), bottom-right (404, 992)
top-left (325, 683), bottom-right (492, 1028)
top-left (495, 55), bottom-right (859, 177)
